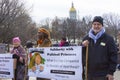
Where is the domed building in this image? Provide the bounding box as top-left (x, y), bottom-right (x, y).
top-left (69, 2), bottom-right (77, 20)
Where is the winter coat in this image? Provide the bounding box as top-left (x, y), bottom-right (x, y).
top-left (82, 33), bottom-right (117, 77)
top-left (11, 45), bottom-right (26, 80)
top-left (118, 53), bottom-right (120, 64)
top-left (59, 41), bottom-right (69, 47)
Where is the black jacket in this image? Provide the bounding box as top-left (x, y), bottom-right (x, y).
top-left (82, 33), bottom-right (117, 76)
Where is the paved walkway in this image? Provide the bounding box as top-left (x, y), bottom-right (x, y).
top-left (1, 70), bottom-right (120, 80)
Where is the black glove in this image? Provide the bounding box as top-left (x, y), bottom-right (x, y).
top-left (12, 54), bottom-right (20, 61)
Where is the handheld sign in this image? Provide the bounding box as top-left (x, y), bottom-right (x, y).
top-left (28, 46), bottom-right (82, 80)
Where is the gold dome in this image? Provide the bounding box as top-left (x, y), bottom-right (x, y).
top-left (70, 2), bottom-right (76, 12)
top-left (70, 7), bottom-right (76, 12)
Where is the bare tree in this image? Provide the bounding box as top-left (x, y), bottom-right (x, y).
top-left (103, 13), bottom-right (120, 41)
top-left (76, 16), bottom-right (92, 41)
top-left (51, 17), bottom-right (63, 41)
top-left (0, 0), bottom-right (37, 45)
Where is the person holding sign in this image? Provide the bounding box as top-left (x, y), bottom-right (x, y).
top-left (37, 28), bottom-right (52, 80)
top-left (11, 37), bottom-right (26, 80)
top-left (82, 16), bottom-right (117, 80)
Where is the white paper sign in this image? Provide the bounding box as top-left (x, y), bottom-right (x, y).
top-left (0, 54), bottom-right (13, 78)
top-left (28, 46), bottom-right (82, 80)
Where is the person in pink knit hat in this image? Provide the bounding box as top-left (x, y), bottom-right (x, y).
top-left (11, 37), bottom-right (26, 80)
top-left (12, 37), bottom-right (21, 47)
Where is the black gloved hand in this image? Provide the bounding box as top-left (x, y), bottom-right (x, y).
top-left (12, 54), bottom-right (20, 61)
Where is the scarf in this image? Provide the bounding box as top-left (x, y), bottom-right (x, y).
top-left (37, 39), bottom-right (43, 45)
top-left (88, 27), bottom-right (105, 43)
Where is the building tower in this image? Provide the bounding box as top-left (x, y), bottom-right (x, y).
top-left (69, 2), bottom-right (76, 20)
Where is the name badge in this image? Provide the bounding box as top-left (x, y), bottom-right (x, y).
top-left (100, 42), bottom-right (106, 46)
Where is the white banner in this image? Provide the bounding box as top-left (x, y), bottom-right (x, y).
top-left (28, 46), bottom-right (82, 80)
top-left (0, 54), bottom-right (13, 78)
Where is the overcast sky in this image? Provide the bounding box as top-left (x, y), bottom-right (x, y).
top-left (24, 0), bottom-right (120, 23)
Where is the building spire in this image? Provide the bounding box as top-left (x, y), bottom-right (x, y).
top-left (72, 2), bottom-right (74, 8)
top-left (69, 2), bottom-right (76, 20)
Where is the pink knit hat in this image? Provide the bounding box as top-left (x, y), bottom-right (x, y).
top-left (12, 37), bottom-right (21, 43)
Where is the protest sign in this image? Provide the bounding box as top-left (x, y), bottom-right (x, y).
top-left (28, 46), bottom-right (82, 80)
top-left (0, 54), bottom-right (13, 78)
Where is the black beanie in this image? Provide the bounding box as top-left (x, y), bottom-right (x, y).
top-left (92, 16), bottom-right (103, 25)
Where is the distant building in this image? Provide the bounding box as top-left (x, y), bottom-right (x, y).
top-left (69, 2), bottom-right (77, 20)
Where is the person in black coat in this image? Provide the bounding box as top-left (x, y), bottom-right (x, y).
top-left (82, 16), bottom-right (117, 80)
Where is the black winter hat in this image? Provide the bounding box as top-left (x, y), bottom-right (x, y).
top-left (92, 16), bottom-right (103, 25)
